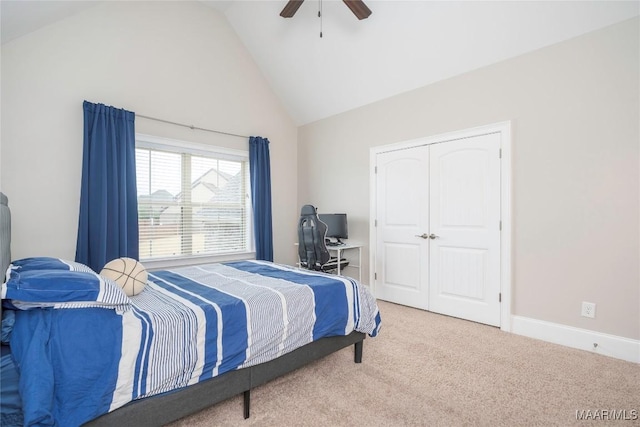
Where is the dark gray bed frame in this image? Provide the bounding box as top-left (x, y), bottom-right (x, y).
top-left (0, 192), bottom-right (367, 426)
top-left (87, 332), bottom-right (364, 426)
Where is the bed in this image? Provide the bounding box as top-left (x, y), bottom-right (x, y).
top-left (0, 193), bottom-right (381, 427)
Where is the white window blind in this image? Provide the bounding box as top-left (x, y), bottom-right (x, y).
top-left (135, 135), bottom-right (252, 261)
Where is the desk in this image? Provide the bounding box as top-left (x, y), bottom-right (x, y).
top-left (294, 243), bottom-right (363, 282)
top-left (326, 243), bottom-right (362, 281)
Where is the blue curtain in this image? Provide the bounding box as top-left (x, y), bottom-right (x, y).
top-left (249, 136), bottom-right (274, 261)
top-left (75, 101), bottom-right (138, 272)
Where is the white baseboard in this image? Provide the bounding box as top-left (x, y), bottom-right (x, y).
top-left (511, 315), bottom-right (640, 364)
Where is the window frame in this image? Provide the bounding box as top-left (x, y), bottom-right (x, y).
top-left (135, 133), bottom-right (254, 270)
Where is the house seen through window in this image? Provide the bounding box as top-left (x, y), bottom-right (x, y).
top-left (136, 136), bottom-right (252, 261)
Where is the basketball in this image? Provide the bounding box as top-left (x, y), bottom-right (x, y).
top-left (100, 257), bottom-right (147, 297)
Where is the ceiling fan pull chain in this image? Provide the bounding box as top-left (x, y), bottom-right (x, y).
top-left (319, 0), bottom-right (323, 38)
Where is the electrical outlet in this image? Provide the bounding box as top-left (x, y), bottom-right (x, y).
top-left (581, 302), bottom-right (596, 318)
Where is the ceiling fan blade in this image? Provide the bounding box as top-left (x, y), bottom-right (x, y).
top-left (343, 0), bottom-right (372, 20)
top-left (280, 0), bottom-right (305, 18)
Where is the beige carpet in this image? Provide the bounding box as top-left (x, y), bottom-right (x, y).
top-left (168, 300), bottom-right (639, 426)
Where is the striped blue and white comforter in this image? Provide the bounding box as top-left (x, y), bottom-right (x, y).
top-left (10, 260), bottom-right (381, 426)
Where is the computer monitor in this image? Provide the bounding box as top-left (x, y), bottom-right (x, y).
top-left (318, 213), bottom-right (348, 244)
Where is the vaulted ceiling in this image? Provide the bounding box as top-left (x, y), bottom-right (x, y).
top-left (2, 1), bottom-right (638, 125)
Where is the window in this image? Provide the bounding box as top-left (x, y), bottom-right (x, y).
top-left (135, 135), bottom-right (252, 262)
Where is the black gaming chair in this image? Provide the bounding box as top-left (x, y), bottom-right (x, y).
top-left (297, 205), bottom-right (349, 273)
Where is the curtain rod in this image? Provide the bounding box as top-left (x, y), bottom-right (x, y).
top-left (137, 114), bottom-right (250, 139)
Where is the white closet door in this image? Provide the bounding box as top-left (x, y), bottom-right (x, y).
top-left (374, 146), bottom-right (430, 309)
top-left (428, 133), bottom-right (501, 326)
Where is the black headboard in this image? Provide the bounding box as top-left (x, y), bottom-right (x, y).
top-left (0, 192), bottom-right (10, 283)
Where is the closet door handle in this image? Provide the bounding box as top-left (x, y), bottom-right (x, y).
top-left (429, 234), bottom-right (439, 240)
top-left (415, 233), bottom-right (429, 239)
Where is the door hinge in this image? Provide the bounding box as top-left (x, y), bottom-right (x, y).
top-left (499, 148), bottom-right (502, 158)
top-left (499, 220), bottom-right (502, 231)
top-left (374, 272), bottom-right (377, 280)
top-left (499, 293), bottom-right (502, 303)
top-left (374, 219), bottom-right (377, 227)
top-left (375, 166), bottom-right (378, 174)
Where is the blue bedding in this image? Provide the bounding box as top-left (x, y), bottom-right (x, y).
top-left (1, 345), bottom-right (23, 427)
top-left (6, 260), bottom-right (381, 426)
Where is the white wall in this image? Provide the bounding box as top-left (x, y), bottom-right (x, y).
top-left (1, 1), bottom-right (299, 265)
top-left (298, 18), bottom-right (639, 340)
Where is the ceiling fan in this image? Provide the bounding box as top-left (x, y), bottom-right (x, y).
top-left (280, 0), bottom-right (372, 20)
